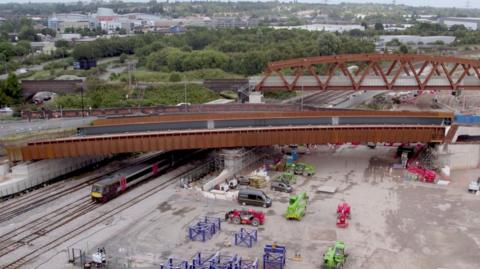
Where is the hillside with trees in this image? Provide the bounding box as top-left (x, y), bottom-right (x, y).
top-left (72, 27), bottom-right (376, 76)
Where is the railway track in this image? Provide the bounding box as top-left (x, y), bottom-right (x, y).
top-left (295, 90), bottom-right (355, 107)
top-left (0, 174), bottom-right (106, 223)
top-left (0, 164), bottom-right (192, 269)
top-left (0, 153), bottom-right (162, 223)
top-left (0, 197), bottom-right (97, 258)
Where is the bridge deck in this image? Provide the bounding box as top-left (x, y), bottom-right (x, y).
top-left (7, 109), bottom-right (453, 161)
top-left (8, 125), bottom-right (446, 161)
top-left (255, 76), bottom-right (480, 90)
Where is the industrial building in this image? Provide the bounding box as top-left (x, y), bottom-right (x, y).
top-left (439, 17), bottom-right (480, 30)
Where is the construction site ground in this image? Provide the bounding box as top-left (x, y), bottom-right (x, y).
top-left (7, 145), bottom-right (480, 269)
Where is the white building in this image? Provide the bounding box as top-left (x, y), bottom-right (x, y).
top-left (100, 21), bottom-right (122, 32)
top-left (273, 24), bottom-right (364, 33)
top-left (439, 17), bottom-right (480, 30)
top-left (377, 35), bottom-right (456, 47)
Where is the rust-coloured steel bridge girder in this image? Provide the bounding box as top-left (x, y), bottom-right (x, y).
top-left (255, 54), bottom-right (480, 92)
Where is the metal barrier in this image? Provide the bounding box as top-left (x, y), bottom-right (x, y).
top-left (188, 217), bottom-right (221, 242)
top-left (263, 245), bottom-right (286, 269)
top-left (234, 228), bottom-right (258, 248)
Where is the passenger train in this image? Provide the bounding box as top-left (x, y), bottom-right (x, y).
top-left (91, 150), bottom-right (192, 203)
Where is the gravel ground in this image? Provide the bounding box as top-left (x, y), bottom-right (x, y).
top-left (1, 145), bottom-right (479, 269)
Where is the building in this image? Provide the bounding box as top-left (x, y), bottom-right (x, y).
top-left (48, 13), bottom-right (95, 33)
top-left (58, 33), bottom-right (82, 42)
top-left (30, 41), bottom-right (56, 54)
top-left (209, 17), bottom-right (259, 28)
top-left (376, 35), bottom-right (456, 48)
top-left (48, 8), bottom-right (163, 34)
top-left (273, 24), bottom-right (364, 33)
top-left (439, 17), bottom-right (480, 30)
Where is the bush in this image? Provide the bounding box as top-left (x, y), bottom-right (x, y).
top-left (44, 58), bottom-right (73, 70)
top-left (169, 72), bottom-right (182, 82)
top-left (53, 81), bottom-right (220, 108)
top-left (119, 53), bottom-right (127, 64)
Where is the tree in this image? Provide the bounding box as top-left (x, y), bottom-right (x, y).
top-left (386, 38), bottom-right (402, 46)
top-left (399, 44), bottom-right (409, 54)
top-left (55, 40), bottom-right (70, 49)
top-left (3, 73), bottom-right (21, 105)
top-left (0, 42), bottom-right (16, 60)
top-left (41, 28), bottom-right (56, 37)
top-left (14, 40), bottom-right (31, 56)
top-left (72, 43), bottom-right (99, 60)
top-left (317, 33), bottom-right (340, 56)
top-left (0, 83), bottom-right (11, 107)
top-left (374, 22), bottom-right (384, 31)
top-left (18, 25), bottom-right (38, 41)
top-left (119, 53), bottom-right (127, 63)
top-left (169, 72), bottom-right (181, 82)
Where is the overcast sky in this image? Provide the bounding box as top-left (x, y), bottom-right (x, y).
top-left (0, 0), bottom-right (478, 9)
top-left (325, 0), bottom-right (478, 8)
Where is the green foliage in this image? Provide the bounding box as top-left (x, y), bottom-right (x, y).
top-left (386, 39), bottom-right (402, 47)
top-left (0, 17), bottom-right (39, 41)
top-left (0, 73), bottom-right (22, 106)
top-left (54, 82), bottom-right (219, 108)
top-left (15, 40), bottom-right (31, 56)
top-left (64, 26), bottom-right (106, 37)
top-left (0, 83), bottom-right (10, 106)
top-left (40, 28), bottom-right (57, 37)
top-left (374, 22), bottom-right (384, 31)
top-left (73, 28), bottom-right (375, 76)
top-left (55, 40), bottom-right (70, 49)
top-left (43, 58), bottom-right (73, 70)
top-left (0, 42), bottom-right (16, 60)
top-left (398, 44), bottom-right (409, 54)
top-left (317, 32), bottom-right (340, 56)
top-left (264, 91), bottom-right (296, 100)
top-left (169, 72), bottom-right (181, 82)
top-left (18, 25), bottom-right (38, 41)
top-left (119, 53), bottom-right (128, 64)
top-left (138, 84), bottom-right (218, 105)
top-left (72, 36), bottom-right (136, 60)
top-left (146, 47), bottom-right (183, 71)
top-left (114, 69), bottom-right (241, 83)
top-left (185, 27), bottom-right (218, 50)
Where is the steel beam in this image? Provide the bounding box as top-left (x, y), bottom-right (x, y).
top-left (8, 125), bottom-right (446, 161)
top-left (256, 54), bottom-right (480, 92)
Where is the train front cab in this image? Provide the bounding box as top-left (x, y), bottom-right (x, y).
top-left (91, 184), bottom-right (105, 202)
top-left (92, 181), bottom-right (121, 203)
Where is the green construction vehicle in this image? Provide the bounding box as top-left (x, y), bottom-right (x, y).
top-left (284, 191), bottom-right (308, 220)
top-left (323, 241), bottom-right (347, 269)
top-left (293, 162), bottom-right (316, 176)
top-left (285, 163), bottom-right (296, 173)
top-left (275, 172), bottom-right (296, 184)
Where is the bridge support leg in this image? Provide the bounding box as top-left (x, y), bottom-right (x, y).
top-left (249, 92), bottom-right (264, 103)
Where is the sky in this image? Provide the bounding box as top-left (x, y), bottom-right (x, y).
top-left (0, 0), bottom-right (478, 9)
top-left (326, 0), bottom-right (478, 9)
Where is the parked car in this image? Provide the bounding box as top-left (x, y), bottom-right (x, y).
top-left (271, 181), bottom-right (293, 193)
top-left (238, 188), bottom-right (272, 208)
top-left (236, 175), bottom-right (250, 186)
top-left (176, 102), bottom-right (191, 106)
top-left (468, 178), bottom-right (480, 193)
top-left (225, 208), bottom-right (265, 226)
top-left (0, 107), bottom-right (13, 115)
